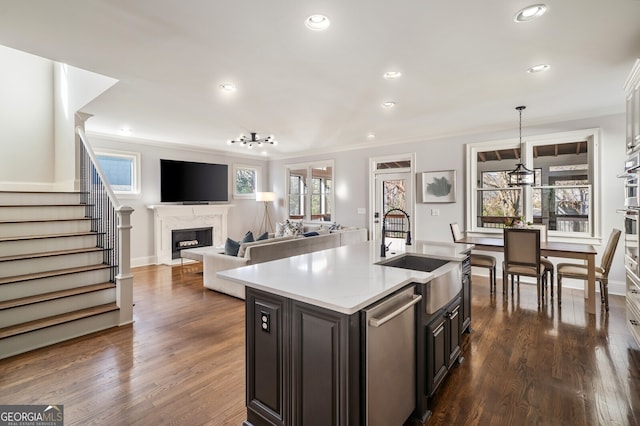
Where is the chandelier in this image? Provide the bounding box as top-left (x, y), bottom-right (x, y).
top-left (508, 106), bottom-right (535, 186)
top-left (227, 132), bottom-right (276, 149)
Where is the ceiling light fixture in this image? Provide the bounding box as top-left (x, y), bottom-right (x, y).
top-left (514, 4), bottom-right (547, 22)
top-left (219, 83), bottom-right (237, 92)
top-left (227, 132), bottom-right (277, 149)
top-left (508, 106), bottom-right (536, 186)
top-left (305, 14), bottom-right (330, 31)
top-left (367, 132), bottom-right (376, 140)
top-left (527, 64), bottom-right (551, 73)
top-left (383, 71), bottom-right (402, 80)
top-left (381, 101), bottom-right (396, 109)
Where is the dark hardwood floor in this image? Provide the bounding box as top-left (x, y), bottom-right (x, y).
top-left (1, 263), bottom-right (639, 425)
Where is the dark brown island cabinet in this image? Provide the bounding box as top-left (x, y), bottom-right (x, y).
top-left (243, 253), bottom-right (472, 426)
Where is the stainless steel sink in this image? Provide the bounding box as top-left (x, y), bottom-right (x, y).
top-left (377, 254), bottom-right (449, 272)
top-left (377, 255), bottom-right (462, 314)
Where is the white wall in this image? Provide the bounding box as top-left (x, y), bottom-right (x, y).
top-left (86, 134), bottom-right (270, 267)
top-left (269, 113), bottom-right (627, 291)
top-left (0, 45), bottom-right (118, 191)
top-left (0, 45), bottom-right (54, 189)
top-left (53, 63), bottom-right (118, 190)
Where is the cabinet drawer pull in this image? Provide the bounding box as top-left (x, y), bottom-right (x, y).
top-left (369, 294), bottom-right (422, 328)
top-left (434, 323), bottom-right (445, 337)
top-left (632, 289), bottom-right (640, 295)
top-left (631, 319), bottom-right (640, 326)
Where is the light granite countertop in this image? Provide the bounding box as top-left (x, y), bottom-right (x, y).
top-left (217, 240), bottom-right (473, 314)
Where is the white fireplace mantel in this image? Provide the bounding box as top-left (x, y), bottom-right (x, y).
top-left (148, 204), bottom-right (234, 265)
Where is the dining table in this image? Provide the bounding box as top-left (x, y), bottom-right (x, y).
top-left (457, 236), bottom-right (599, 314)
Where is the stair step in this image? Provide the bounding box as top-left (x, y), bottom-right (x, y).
top-left (0, 231), bottom-right (100, 244)
top-left (0, 247), bottom-right (106, 262)
top-left (0, 232), bottom-right (101, 258)
top-left (0, 248), bottom-right (108, 279)
top-left (0, 303), bottom-right (118, 339)
top-left (0, 246), bottom-right (105, 262)
top-left (0, 205), bottom-right (88, 221)
top-left (0, 191), bottom-right (82, 206)
top-left (0, 282), bottom-right (115, 310)
top-left (0, 218), bottom-right (93, 238)
top-left (0, 264), bottom-right (112, 286)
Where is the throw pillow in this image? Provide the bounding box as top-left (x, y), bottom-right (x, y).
top-left (303, 231), bottom-right (319, 237)
top-left (283, 220), bottom-right (304, 236)
top-left (275, 222), bottom-right (285, 237)
top-left (256, 231), bottom-right (269, 241)
top-left (242, 231), bottom-right (255, 243)
top-left (224, 237), bottom-right (241, 256)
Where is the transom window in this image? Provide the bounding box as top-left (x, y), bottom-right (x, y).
top-left (466, 129), bottom-right (600, 239)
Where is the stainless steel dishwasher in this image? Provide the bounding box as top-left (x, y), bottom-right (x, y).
top-left (363, 286), bottom-right (422, 426)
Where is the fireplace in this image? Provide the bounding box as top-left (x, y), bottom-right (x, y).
top-left (171, 227), bottom-right (213, 259)
top-left (148, 204), bottom-right (233, 265)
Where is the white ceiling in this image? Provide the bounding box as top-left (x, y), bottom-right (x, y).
top-left (1, 0), bottom-right (640, 157)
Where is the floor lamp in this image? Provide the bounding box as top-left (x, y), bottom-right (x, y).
top-left (256, 192), bottom-right (276, 234)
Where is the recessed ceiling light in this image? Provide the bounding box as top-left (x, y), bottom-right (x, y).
top-left (514, 4), bottom-right (547, 22)
top-left (219, 83), bottom-right (237, 92)
top-left (305, 14), bottom-right (330, 31)
top-left (383, 71), bottom-right (402, 80)
top-left (367, 132), bottom-right (376, 140)
top-left (381, 101), bottom-right (396, 109)
top-left (119, 128), bottom-right (132, 136)
top-left (527, 64), bottom-right (551, 73)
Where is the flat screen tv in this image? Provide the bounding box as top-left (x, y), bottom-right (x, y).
top-left (160, 159), bottom-right (229, 203)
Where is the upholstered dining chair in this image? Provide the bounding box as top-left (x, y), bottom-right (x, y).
top-left (503, 228), bottom-right (546, 306)
top-left (528, 224), bottom-right (555, 298)
top-left (556, 228), bottom-right (621, 311)
top-left (450, 223), bottom-right (497, 293)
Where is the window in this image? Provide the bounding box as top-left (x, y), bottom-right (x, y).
top-left (286, 161), bottom-right (334, 222)
top-left (233, 164), bottom-right (261, 199)
top-left (466, 129), bottom-right (600, 239)
top-left (95, 150), bottom-right (140, 197)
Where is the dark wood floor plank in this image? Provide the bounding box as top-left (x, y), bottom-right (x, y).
top-left (1, 264), bottom-right (640, 425)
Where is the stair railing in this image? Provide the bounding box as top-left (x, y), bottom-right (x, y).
top-left (76, 127), bottom-right (134, 325)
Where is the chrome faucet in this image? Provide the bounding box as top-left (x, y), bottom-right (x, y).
top-left (380, 208), bottom-right (412, 257)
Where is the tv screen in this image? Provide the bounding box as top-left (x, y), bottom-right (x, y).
top-left (160, 159), bottom-right (229, 203)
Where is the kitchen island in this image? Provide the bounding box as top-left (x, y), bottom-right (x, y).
top-left (218, 240), bottom-right (473, 426)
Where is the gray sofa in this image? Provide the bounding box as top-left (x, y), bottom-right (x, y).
top-left (195, 228), bottom-right (367, 299)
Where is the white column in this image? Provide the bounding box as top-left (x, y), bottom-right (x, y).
top-left (116, 205), bottom-right (134, 325)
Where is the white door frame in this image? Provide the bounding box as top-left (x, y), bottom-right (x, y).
top-left (369, 153), bottom-right (416, 242)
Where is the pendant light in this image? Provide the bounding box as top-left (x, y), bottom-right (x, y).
top-left (508, 105), bottom-right (535, 186)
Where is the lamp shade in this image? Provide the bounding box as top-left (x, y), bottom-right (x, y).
top-left (256, 192), bottom-right (276, 202)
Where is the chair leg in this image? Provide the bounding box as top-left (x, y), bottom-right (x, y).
top-left (537, 277), bottom-right (541, 306)
top-left (502, 268), bottom-right (507, 295)
top-left (557, 274), bottom-right (562, 306)
top-left (603, 279), bottom-right (610, 311)
top-left (550, 269), bottom-right (554, 299)
top-left (492, 266), bottom-right (496, 293)
top-left (599, 281), bottom-right (605, 303)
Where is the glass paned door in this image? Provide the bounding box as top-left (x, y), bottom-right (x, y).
top-left (374, 172), bottom-right (412, 244)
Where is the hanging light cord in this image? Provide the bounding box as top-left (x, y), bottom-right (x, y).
top-left (517, 105), bottom-right (525, 158)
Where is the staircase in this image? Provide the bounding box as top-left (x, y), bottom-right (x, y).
top-left (0, 191), bottom-right (123, 359)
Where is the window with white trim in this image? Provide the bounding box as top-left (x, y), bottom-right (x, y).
top-left (286, 161), bottom-right (334, 221)
top-left (466, 129), bottom-right (599, 239)
top-left (95, 150), bottom-right (141, 197)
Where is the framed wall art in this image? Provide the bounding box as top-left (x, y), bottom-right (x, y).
top-left (417, 170), bottom-right (456, 203)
